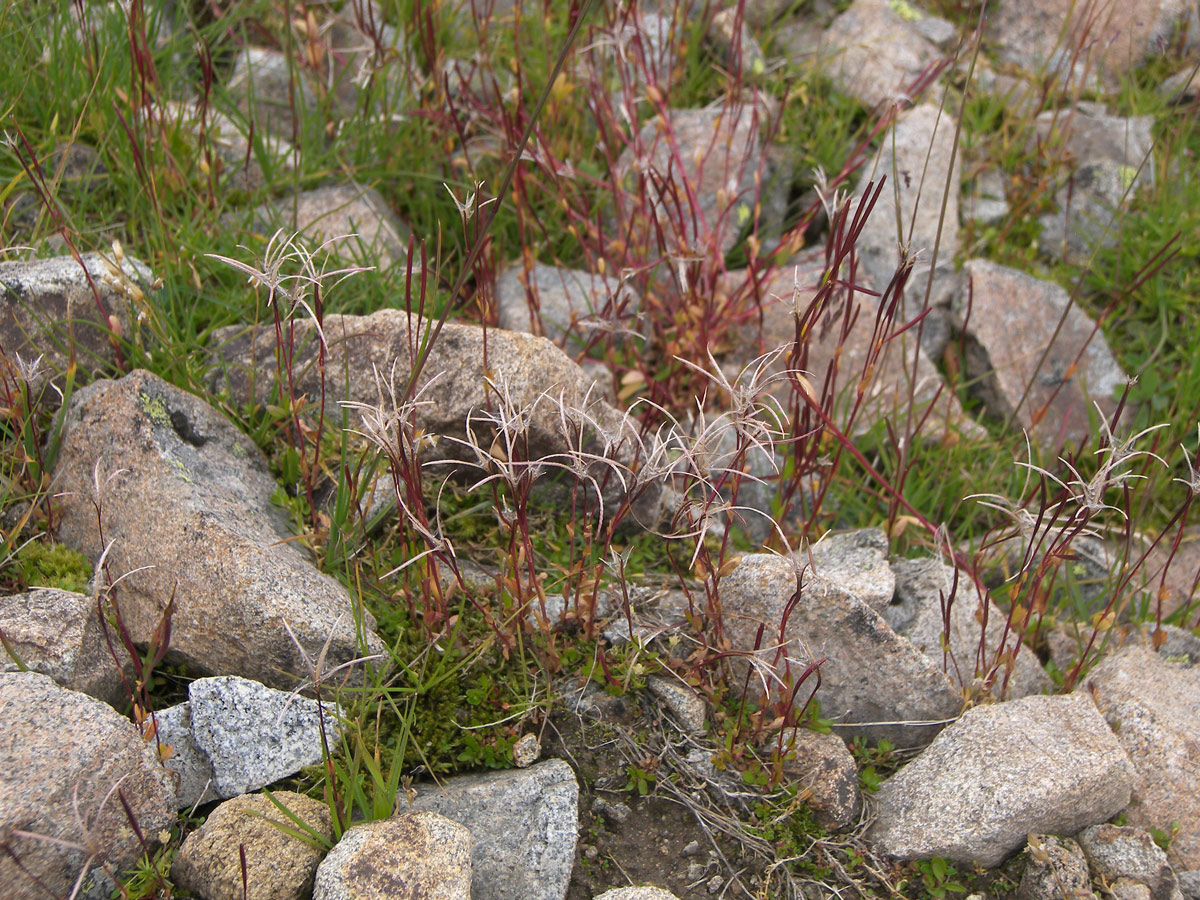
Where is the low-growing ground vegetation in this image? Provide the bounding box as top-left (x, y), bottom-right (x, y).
top-left (1, 0), bottom-right (1197, 897)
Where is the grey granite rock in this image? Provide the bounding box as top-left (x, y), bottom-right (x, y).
top-left (207, 310), bottom-right (662, 528)
top-left (724, 255), bottom-right (982, 444)
top-left (886, 557), bottom-right (1052, 701)
top-left (52, 369), bottom-right (383, 689)
top-left (809, 529), bottom-right (894, 611)
top-left (595, 889), bottom-right (681, 900)
top-left (954, 259), bottom-right (1127, 451)
top-left (495, 263), bottom-right (639, 350)
top-left (1085, 645), bottom-right (1200, 874)
top-left (818, 0), bottom-right (943, 110)
top-left (227, 46), bottom-right (317, 139)
top-left (1078, 824), bottom-right (1184, 900)
top-left (154, 701), bottom-right (219, 810)
top-left (0, 252), bottom-right (156, 392)
top-left (406, 758), bottom-right (579, 900)
top-left (707, 9), bottom-right (766, 78)
top-left (612, 104), bottom-right (764, 258)
top-left (1033, 106), bottom-right (1155, 185)
top-left (986, 0), bottom-right (1198, 92)
top-left (1039, 159), bottom-right (1139, 265)
top-left (188, 676), bottom-right (340, 799)
top-left (646, 674), bottom-right (707, 734)
top-left (854, 103), bottom-right (961, 360)
top-left (1160, 66), bottom-right (1199, 103)
top-left (162, 101), bottom-right (296, 195)
top-left (1017, 834), bottom-right (1092, 900)
top-left (0, 588), bottom-right (125, 705)
top-left (868, 692), bottom-right (1135, 866)
top-left (963, 168), bottom-right (1010, 228)
top-left (719, 552), bottom-right (963, 747)
top-left (244, 183), bottom-right (412, 270)
top-left (781, 727), bottom-right (862, 831)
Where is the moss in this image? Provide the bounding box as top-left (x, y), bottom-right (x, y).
top-left (15, 541), bottom-right (93, 593)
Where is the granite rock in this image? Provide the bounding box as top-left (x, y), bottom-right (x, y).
top-left (52, 369), bottom-right (382, 689)
top-left (868, 692), bottom-right (1135, 866)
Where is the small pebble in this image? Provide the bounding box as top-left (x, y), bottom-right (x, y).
top-left (512, 733), bottom-right (540, 767)
top-left (681, 840), bottom-right (702, 857)
top-left (591, 797), bottom-right (632, 827)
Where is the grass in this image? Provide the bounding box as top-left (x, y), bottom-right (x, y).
top-left (1, 0), bottom-right (1198, 897)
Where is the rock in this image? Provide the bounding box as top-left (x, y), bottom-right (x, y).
top-left (42, 141), bottom-right (109, 196)
top-left (989, 530), bottom-right (1121, 609)
top-left (725, 255), bottom-right (980, 443)
top-left (818, 0), bottom-right (943, 110)
top-left (609, 10), bottom-right (678, 90)
top-left (911, 14), bottom-right (959, 51)
top-left (512, 732), bottom-right (541, 768)
top-left (612, 104), bottom-right (764, 258)
top-left (718, 553), bottom-right (963, 747)
top-left (853, 104), bottom-right (962, 360)
top-left (187, 676), bottom-right (340, 799)
top-left (0, 588), bottom-right (125, 705)
top-left (162, 101), bottom-right (296, 195)
top-left (1018, 834), bottom-right (1092, 900)
top-left (1033, 107), bottom-right (1156, 185)
top-left (1084, 644), bottom-right (1200, 874)
top-left (1132, 526), bottom-right (1200, 620)
top-left (591, 797), bottom-right (632, 828)
top-left (0, 672), bottom-right (176, 900)
top-left (171, 791), bottom-right (333, 900)
top-left (1039, 160), bottom-right (1140, 265)
top-left (227, 46), bottom-right (318, 139)
top-left (322, 3), bottom-right (412, 117)
top-left (406, 758), bottom-right (579, 900)
top-left (206, 311), bottom-right (661, 527)
top-left (742, 0), bottom-right (800, 28)
top-left (4, 142), bottom-right (108, 236)
top-left (0, 252), bottom-right (156, 392)
top-left (809, 529), bottom-right (894, 610)
top-left (1179, 871), bottom-right (1200, 900)
top-left (963, 168), bottom-right (1010, 228)
top-left (1114, 878), bottom-right (1156, 900)
top-left (154, 702), bottom-right (219, 809)
top-left (1133, 624), bottom-right (1200, 665)
top-left (51, 369), bottom-right (382, 690)
top-left (986, 0), bottom-right (1198, 92)
top-left (953, 259), bottom-right (1128, 451)
top-left (1045, 622), bottom-right (1092, 677)
top-left (243, 183), bottom-right (412, 270)
top-left (670, 408), bottom-right (785, 546)
top-left (646, 674), bottom-right (707, 734)
top-left (1160, 66), bottom-right (1199, 103)
top-left (1077, 824), bottom-right (1184, 900)
top-left (595, 889), bottom-right (681, 900)
top-left (867, 692), bottom-right (1135, 866)
top-left (495, 263), bottom-right (639, 351)
top-left (781, 727), bottom-right (862, 831)
top-left (600, 584), bottom-right (690, 648)
top-left (314, 812), bottom-right (472, 900)
top-left (707, 9), bottom-right (766, 78)
top-left (886, 558), bottom-right (1052, 701)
